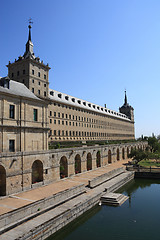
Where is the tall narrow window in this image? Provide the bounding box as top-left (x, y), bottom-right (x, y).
top-left (33, 109), bottom-right (38, 121)
top-left (44, 74), bottom-right (46, 79)
top-left (9, 105), bottom-right (15, 119)
top-left (9, 140), bottom-right (15, 152)
top-left (38, 72), bottom-right (40, 77)
top-left (32, 69), bottom-right (34, 75)
top-left (23, 69), bottom-right (25, 74)
top-left (38, 90), bottom-right (40, 95)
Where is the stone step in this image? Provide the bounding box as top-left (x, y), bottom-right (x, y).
top-left (104, 171), bottom-right (134, 193)
top-left (101, 192), bottom-right (128, 206)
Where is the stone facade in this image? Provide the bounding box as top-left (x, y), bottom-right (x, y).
top-left (48, 91), bottom-right (135, 142)
top-left (0, 79), bottom-right (48, 153)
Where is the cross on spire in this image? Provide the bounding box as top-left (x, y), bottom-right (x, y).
top-left (28, 18), bottom-right (33, 41)
top-left (28, 18), bottom-right (33, 26)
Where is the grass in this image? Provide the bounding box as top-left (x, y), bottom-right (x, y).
top-left (138, 159), bottom-right (160, 168)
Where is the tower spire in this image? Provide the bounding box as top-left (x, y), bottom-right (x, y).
top-left (124, 90), bottom-right (127, 105)
top-left (23, 19), bottom-right (34, 59)
top-left (28, 24), bottom-right (32, 41)
top-left (28, 18), bottom-right (33, 41)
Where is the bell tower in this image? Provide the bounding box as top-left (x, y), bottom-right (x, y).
top-left (119, 91), bottom-right (134, 122)
top-left (7, 21), bottom-right (50, 99)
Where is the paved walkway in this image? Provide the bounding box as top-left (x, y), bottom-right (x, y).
top-left (0, 160), bottom-right (128, 216)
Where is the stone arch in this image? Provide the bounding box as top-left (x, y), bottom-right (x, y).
top-left (96, 151), bottom-right (101, 168)
top-left (87, 152), bottom-right (92, 171)
top-left (75, 154), bottom-right (81, 174)
top-left (122, 148), bottom-right (125, 159)
top-left (117, 148), bottom-right (120, 161)
top-left (108, 150), bottom-right (112, 164)
top-left (32, 160), bottom-right (43, 184)
top-left (60, 156), bottom-right (68, 179)
top-left (0, 165), bottom-right (6, 196)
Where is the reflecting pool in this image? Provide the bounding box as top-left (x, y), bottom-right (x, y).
top-left (48, 179), bottom-right (160, 240)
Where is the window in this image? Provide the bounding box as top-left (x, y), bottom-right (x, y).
top-left (23, 70), bottom-right (25, 74)
top-left (69, 122), bottom-right (71, 126)
top-left (54, 120), bottom-right (56, 124)
top-left (50, 111), bottom-right (52, 116)
top-left (62, 113), bottom-right (64, 118)
top-left (44, 91), bottom-right (46, 97)
top-left (9, 140), bottom-right (15, 152)
top-left (66, 121), bottom-right (68, 125)
top-left (44, 83), bottom-right (46, 87)
top-left (54, 112), bottom-right (56, 117)
top-left (38, 90), bottom-right (40, 95)
top-left (58, 120), bottom-right (60, 124)
top-left (49, 130), bottom-right (52, 136)
top-left (38, 81), bottom-right (41, 85)
top-left (32, 79), bottom-right (34, 83)
top-left (62, 121), bottom-right (64, 125)
top-left (58, 130), bottom-right (60, 136)
top-left (44, 74), bottom-right (46, 79)
top-left (62, 130), bottom-right (64, 136)
top-left (9, 105), bottom-right (15, 119)
top-left (54, 130), bottom-right (56, 136)
top-left (32, 69), bottom-right (34, 75)
top-left (66, 114), bottom-right (68, 118)
top-left (58, 113), bottom-right (60, 118)
top-left (50, 119), bottom-right (52, 123)
top-left (23, 79), bottom-right (25, 83)
top-left (32, 88), bottom-right (34, 93)
top-left (33, 109), bottom-right (38, 121)
top-left (38, 72), bottom-right (40, 77)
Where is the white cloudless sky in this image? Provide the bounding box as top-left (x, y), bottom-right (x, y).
top-left (1, 0), bottom-right (160, 138)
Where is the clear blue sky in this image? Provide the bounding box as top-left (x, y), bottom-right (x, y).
top-left (1, 0), bottom-right (160, 138)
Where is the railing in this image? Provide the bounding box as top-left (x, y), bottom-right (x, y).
top-left (126, 165), bottom-right (160, 173)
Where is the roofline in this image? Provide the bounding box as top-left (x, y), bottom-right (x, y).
top-left (49, 88), bottom-right (131, 122)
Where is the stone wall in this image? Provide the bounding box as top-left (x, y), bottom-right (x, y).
top-left (0, 141), bottom-right (147, 195)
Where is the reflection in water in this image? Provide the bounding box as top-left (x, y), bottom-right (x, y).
top-left (47, 205), bottom-right (101, 240)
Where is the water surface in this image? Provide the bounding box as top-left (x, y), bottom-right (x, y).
top-left (48, 179), bottom-right (160, 240)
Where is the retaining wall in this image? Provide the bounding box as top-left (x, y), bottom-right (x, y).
top-left (88, 167), bottom-right (125, 188)
top-left (0, 184), bottom-right (85, 233)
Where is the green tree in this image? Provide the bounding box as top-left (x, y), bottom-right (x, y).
top-left (129, 149), bottom-right (148, 162)
top-left (148, 137), bottom-right (158, 152)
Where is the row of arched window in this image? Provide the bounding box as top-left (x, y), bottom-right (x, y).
top-left (0, 145), bottom-right (145, 196)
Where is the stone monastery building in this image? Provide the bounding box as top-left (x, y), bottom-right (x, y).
top-left (0, 24), bottom-right (141, 197)
top-left (0, 24), bottom-right (135, 153)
